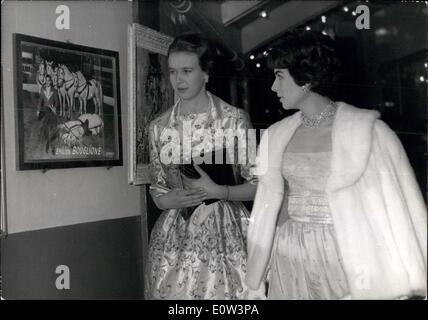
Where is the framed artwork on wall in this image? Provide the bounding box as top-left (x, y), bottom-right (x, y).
top-left (128, 23), bottom-right (174, 185)
top-left (1, 66), bottom-right (7, 237)
top-left (13, 33), bottom-right (123, 170)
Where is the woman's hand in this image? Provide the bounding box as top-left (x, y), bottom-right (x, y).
top-left (181, 165), bottom-right (224, 199)
top-left (155, 188), bottom-right (207, 210)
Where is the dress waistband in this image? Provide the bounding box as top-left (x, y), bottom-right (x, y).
top-left (287, 195), bottom-right (333, 224)
top-left (288, 195), bottom-right (331, 214)
top-left (289, 214), bottom-right (333, 225)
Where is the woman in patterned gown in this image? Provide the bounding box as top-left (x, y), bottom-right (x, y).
top-left (245, 30), bottom-right (426, 299)
top-left (145, 34), bottom-right (264, 299)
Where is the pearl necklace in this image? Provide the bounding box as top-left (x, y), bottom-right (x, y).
top-left (301, 100), bottom-right (337, 128)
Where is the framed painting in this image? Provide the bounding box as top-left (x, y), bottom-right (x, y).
top-left (1, 66), bottom-right (6, 237)
top-left (13, 33), bottom-right (123, 170)
top-left (128, 23), bottom-right (174, 185)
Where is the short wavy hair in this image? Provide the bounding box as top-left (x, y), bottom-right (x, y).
top-left (168, 33), bottom-right (217, 75)
top-left (267, 29), bottom-right (341, 95)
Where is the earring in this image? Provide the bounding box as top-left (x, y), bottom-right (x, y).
top-left (301, 83), bottom-right (311, 93)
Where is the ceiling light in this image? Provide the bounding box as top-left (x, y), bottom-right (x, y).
top-left (256, 63), bottom-right (261, 68)
top-left (375, 27), bottom-right (389, 36)
top-left (352, 11), bottom-right (357, 16)
top-left (321, 15), bottom-right (327, 23)
top-left (322, 30), bottom-right (328, 35)
top-left (305, 26), bottom-right (311, 31)
top-left (259, 10), bottom-right (268, 19)
top-left (250, 54), bottom-right (255, 60)
top-left (419, 76), bottom-right (425, 82)
top-left (343, 6), bottom-right (349, 12)
top-left (424, 62), bottom-right (427, 68)
top-left (263, 51), bottom-right (268, 56)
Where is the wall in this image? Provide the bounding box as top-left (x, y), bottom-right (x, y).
top-left (1, 0), bottom-right (143, 299)
top-left (2, 0), bottom-right (139, 233)
top-left (2, 216), bottom-right (143, 299)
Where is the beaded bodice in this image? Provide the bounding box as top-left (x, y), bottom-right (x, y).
top-left (282, 152), bottom-right (333, 224)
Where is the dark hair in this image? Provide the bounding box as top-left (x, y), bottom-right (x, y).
top-left (267, 29), bottom-right (341, 95)
top-left (168, 33), bottom-right (217, 74)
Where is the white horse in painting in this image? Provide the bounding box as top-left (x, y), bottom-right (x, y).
top-left (56, 67), bottom-right (68, 117)
top-left (74, 71), bottom-right (103, 116)
top-left (45, 60), bottom-right (58, 88)
top-left (56, 65), bottom-right (103, 117)
top-left (46, 113), bottom-right (104, 153)
top-left (57, 64), bottom-right (78, 117)
top-left (78, 113), bottom-right (104, 135)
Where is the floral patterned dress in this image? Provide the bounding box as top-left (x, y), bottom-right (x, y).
top-left (144, 92), bottom-right (264, 299)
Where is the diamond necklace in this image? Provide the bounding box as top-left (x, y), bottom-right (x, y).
top-left (301, 100), bottom-right (337, 128)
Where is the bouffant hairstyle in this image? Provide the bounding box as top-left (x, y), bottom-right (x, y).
top-left (168, 33), bottom-right (217, 75)
top-left (267, 29), bottom-right (341, 95)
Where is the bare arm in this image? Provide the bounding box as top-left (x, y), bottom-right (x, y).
top-left (210, 181), bottom-right (257, 202)
top-left (182, 167), bottom-right (258, 202)
top-left (150, 187), bottom-right (208, 210)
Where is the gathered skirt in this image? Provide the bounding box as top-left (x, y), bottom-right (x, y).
top-left (268, 219), bottom-right (350, 300)
top-left (145, 200), bottom-right (265, 300)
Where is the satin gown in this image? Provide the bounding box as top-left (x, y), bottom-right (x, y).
top-left (268, 152), bottom-right (350, 299)
top-left (145, 93), bottom-right (264, 299)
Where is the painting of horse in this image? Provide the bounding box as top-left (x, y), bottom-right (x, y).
top-left (74, 71), bottom-right (103, 116)
top-left (56, 65), bottom-right (103, 118)
top-left (14, 33), bottom-right (122, 170)
top-left (46, 113), bottom-right (104, 155)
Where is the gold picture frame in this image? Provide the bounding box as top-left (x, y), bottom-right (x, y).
top-left (1, 65), bottom-right (7, 237)
top-left (128, 23), bottom-right (174, 185)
